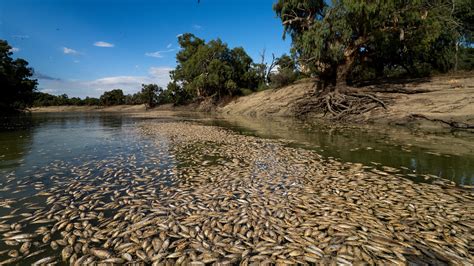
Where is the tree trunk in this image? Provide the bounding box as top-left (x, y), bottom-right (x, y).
top-left (454, 41), bottom-right (459, 72)
top-left (334, 53), bottom-right (356, 89)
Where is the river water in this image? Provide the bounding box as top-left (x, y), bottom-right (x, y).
top-left (0, 112), bottom-right (473, 264)
top-left (1, 112), bottom-right (473, 188)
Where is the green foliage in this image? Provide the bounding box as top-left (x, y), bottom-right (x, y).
top-left (32, 84), bottom-right (175, 108)
top-left (138, 84), bottom-right (160, 108)
top-left (270, 68), bottom-right (298, 89)
top-left (165, 81), bottom-right (192, 105)
top-left (240, 88), bottom-right (254, 96)
top-left (458, 46), bottom-right (474, 70)
top-left (269, 54), bottom-right (299, 88)
top-left (32, 92), bottom-right (100, 106)
top-left (169, 33), bottom-right (259, 104)
top-left (99, 89), bottom-right (125, 106)
top-left (274, 0), bottom-right (472, 85)
top-left (0, 39), bottom-right (37, 112)
top-left (83, 97), bottom-right (101, 106)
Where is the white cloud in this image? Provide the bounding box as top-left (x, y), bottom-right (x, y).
top-left (94, 41), bottom-right (114, 48)
top-left (12, 35), bottom-right (29, 39)
top-left (63, 47), bottom-right (79, 55)
top-left (145, 51), bottom-right (163, 58)
top-left (39, 88), bottom-right (58, 94)
top-left (192, 24), bottom-right (202, 30)
top-left (176, 33), bottom-right (183, 38)
top-left (166, 43), bottom-right (173, 49)
top-left (37, 67), bottom-right (173, 98)
top-left (145, 49), bottom-right (175, 58)
top-left (148, 67), bottom-right (173, 82)
top-left (9, 47), bottom-right (20, 53)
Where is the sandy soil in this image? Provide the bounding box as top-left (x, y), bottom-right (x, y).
top-left (220, 74), bottom-right (474, 130)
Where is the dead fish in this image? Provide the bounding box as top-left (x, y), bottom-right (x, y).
top-left (32, 256), bottom-right (56, 266)
top-left (90, 248), bottom-right (112, 259)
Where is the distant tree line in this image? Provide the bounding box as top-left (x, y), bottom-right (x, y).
top-left (32, 84), bottom-right (172, 108)
top-left (32, 92), bottom-right (100, 107)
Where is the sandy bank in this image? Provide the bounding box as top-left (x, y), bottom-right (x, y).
top-left (220, 73), bottom-right (474, 131)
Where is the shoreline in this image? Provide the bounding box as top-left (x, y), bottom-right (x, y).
top-left (30, 73), bottom-right (474, 132)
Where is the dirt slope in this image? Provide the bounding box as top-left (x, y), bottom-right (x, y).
top-left (219, 74), bottom-right (474, 130)
top-left (219, 79), bottom-right (313, 117)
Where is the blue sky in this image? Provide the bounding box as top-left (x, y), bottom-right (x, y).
top-left (0, 0), bottom-right (291, 98)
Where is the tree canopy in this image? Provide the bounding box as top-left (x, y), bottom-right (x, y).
top-left (99, 89), bottom-right (125, 106)
top-left (32, 92), bottom-right (100, 106)
top-left (169, 33), bottom-right (260, 102)
top-left (32, 84), bottom-right (171, 108)
top-left (274, 0), bottom-right (473, 86)
top-left (139, 84), bottom-right (161, 108)
top-left (0, 40), bottom-right (37, 112)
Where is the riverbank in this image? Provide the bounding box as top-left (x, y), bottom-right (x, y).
top-left (221, 73), bottom-right (474, 131)
top-left (30, 73), bottom-right (474, 132)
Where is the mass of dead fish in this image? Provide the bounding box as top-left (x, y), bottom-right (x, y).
top-left (0, 121), bottom-right (473, 265)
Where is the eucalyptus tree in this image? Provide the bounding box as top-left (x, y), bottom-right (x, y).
top-left (274, 0), bottom-right (470, 117)
top-left (274, 0), bottom-right (467, 86)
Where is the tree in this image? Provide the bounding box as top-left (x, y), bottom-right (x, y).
top-left (274, 0), bottom-right (471, 117)
top-left (0, 39), bottom-right (37, 112)
top-left (139, 84), bottom-right (161, 108)
top-left (254, 48), bottom-right (277, 86)
top-left (269, 54), bottom-right (299, 88)
top-left (274, 0), bottom-right (467, 87)
top-left (83, 97), bottom-right (100, 106)
top-left (99, 89), bottom-right (125, 106)
top-left (169, 33), bottom-right (259, 104)
top-left (32, 92), bottom-right (101, 106)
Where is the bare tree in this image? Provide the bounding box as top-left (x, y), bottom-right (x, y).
top-left (259, 48), bottom-right (277, 85)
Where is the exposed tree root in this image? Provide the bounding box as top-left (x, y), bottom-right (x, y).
top-left (295, 89), bottom-right (389, 120)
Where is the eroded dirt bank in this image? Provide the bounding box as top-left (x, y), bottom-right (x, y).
top-left (139, 121), bottom-right (474, 264)
top-left (220, 74), bottom-right (474, 131)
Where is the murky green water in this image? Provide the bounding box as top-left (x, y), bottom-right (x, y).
top-left (200, 115), bottom-right (474, 186)
top-left (1, 112), bottom-right (473, 187)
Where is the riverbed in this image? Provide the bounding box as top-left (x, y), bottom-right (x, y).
top-left (0, 112), bottom-right (473, 265)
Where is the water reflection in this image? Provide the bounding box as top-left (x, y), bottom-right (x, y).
top-left (0, 129), bottom-right (33, 170)
top-left (202, 115), bottom-right (474, 186)
top-left (0, 113), bottom-right (473, 186)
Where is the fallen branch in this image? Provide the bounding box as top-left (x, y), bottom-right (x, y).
top-left (409, 114), bottom-right (474, 130)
